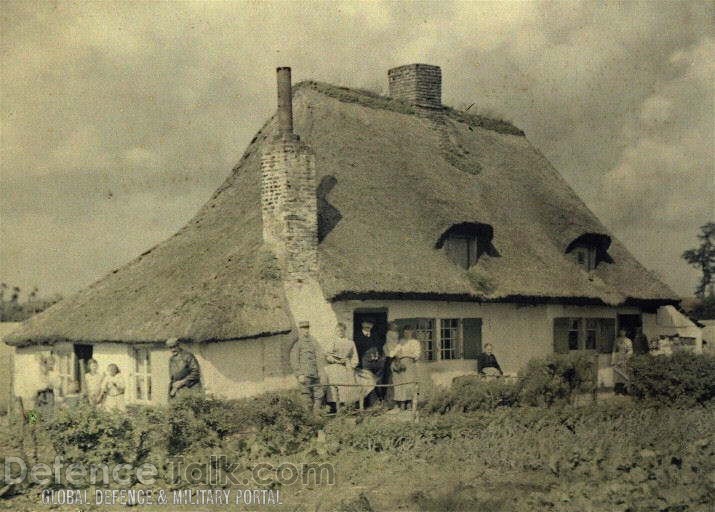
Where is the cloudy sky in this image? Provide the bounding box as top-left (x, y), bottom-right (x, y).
top-left (1, 0), bottom-right (713, 299)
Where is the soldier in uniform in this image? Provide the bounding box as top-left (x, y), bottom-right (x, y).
top-left (167, 337), bottom-right (203, 399)
top-left (289, 321), bottom-right (324, 411)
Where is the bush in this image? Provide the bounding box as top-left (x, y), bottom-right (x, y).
top-left (425, 377), bottom-right (518, 414)
top-left (628, 352), bottom-right (715, 406)
top-left (39, 391), bottom-right (323, 487)
top-left (518, 353), bottom-right (596, 406)
top-left (45, 402), bottom-right (142, 467)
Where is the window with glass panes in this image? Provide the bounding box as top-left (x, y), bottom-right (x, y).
top-left (53, 352), bottom-right (74, 396)
top-left (568, 319), bottom-right (580, 350)
top-left (415, 318), bottom-right (435, 361)
top-left (559, 318), bottom-right (608, 351)
top-left (440, 319), bottom-right (459, 360)
top-left (134, 348), bottom-right (152, 402)
top-left (585, 319), bottom-right (598, 350)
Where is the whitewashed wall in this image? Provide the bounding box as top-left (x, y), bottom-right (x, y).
top-left (0, 322), bottom-right (20, 413)
top-left (13, 344), bottom-right (49, 408)
top-left (332, 300), bottom-right (643, 386)
top-left (193, 335), bottom-right (296, 400)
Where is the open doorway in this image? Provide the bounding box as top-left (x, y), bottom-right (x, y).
top-left (617, 314), bottom-right (642, 341)
top-left (74, 344), bottom-right (93, 392)
top-left (353, 309), bottom-right (388, 361)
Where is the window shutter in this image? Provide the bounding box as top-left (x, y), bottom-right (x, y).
top-left (462, 318), bottom-right (482, 359)
top-left (553, 318), bottom-right (570, 354)
top-left (597, 318), bottom-right (616, 354)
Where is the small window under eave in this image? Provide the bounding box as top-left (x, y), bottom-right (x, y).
top-left (565, 233), bottom-right (613, 271)
top-left (437, 222), bottom-right (499, 270)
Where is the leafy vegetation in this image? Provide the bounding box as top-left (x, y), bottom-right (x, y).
top-left (628, 352), bottom-right (715, 406)
top-left (2, 366), bottom-right (713, 511)
top-left (517, 352), bottom-right (597, 406)
top-left (425, 376), bottom-right (518, 414)
top-left (682, 221), bottom-right (714, 299)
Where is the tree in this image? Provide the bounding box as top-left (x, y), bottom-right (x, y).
top-left (682, 222), bottom-right (715, 298)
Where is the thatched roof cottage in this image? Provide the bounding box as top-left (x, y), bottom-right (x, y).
top-left (6, 65), bottom-right (677, 404)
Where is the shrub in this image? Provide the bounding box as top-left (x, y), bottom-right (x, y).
top-left (425, 377), bottom-right (518, 414)
top-left (518, 353), bottom-right (596, 406)
top-left (628, 352), bottom-right (715, 406)
top-left (38, 391), bottom-right (323, 487)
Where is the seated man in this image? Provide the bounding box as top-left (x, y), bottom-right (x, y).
top-left (477, 343), bottom-right (503, 376)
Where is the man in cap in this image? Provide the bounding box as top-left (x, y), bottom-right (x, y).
top-left (289, 321), bottom-right (324, 411)
top-left (167, 337), bottom-right (203, 399)
top-left (354, 319), bottom-right (387, 405)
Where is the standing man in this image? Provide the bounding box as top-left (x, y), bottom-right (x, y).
top-left (289, 321), bottom-right (324, 411)
top-left (355, 319), bottom-right (386, 404)
top-left (167, 337), bottom-right (203, 399)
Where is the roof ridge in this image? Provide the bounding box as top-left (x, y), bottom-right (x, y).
top-left (294, 80), bottom-right (524, 136)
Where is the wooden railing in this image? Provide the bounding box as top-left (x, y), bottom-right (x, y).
top-left (311, 381), bottom-right (420, 420)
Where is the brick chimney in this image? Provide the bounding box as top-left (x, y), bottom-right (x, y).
top-left (388, 64), bottom-right (442, 109)
top-left (276, 66), bottom-right (295, 137)
top-left (261, 67), bottom-right (318, 282)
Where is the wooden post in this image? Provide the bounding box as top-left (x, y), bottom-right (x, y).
top-left (593, 354), bottom-right (598, 402)
top-left (15, 396), bottom-right (37, 464)
top-left (334, 386), bottom-right (340, 414)
top-left (79, 358), bottom-right (88, 395)
top-left (411, 382), bottom-right (418, 421)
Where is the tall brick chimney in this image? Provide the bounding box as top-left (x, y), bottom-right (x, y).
top-left (276, 66), bottom-right (294, 137)
top-left (261, 67), bottom-right (318, 282)
top-left (388, 64), bottom-right (442, 109)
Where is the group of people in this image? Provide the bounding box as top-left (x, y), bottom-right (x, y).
top-left (34, 357), bottom-right (127, 411)
top-left (290, 319), bottom-right (426, 412)
top-left (31, 337), bottom-right (204, 412)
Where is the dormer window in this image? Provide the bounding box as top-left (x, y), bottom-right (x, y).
top-left (565, 233), bottom-right (613, 271)
top-left (572, 245), bottom-right (597, 271)
top-left (445, 235), bottom-right (479, 269)
top-left (436, 222), bottom-right (499, 270)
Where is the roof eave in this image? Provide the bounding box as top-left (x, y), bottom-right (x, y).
top-left (329, 291), bottom-right (679, 309)
top-left (4, 329), bottom-right (293, 348)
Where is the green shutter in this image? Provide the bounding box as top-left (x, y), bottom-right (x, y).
top-left (597, 318), bottom-right (616, 354)
top-left (553, 318), bottom-right (570, 354)
top-left (462, 318), bottom-right (482, 359)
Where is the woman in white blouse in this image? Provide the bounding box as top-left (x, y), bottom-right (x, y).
top-left (388, 326), bottom-right (421, 410)
top-left (83, 359), bottom-right (105, 406)
top-left (324, 323), bottom-right (374, 407)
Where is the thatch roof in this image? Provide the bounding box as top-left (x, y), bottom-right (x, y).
top-left (6, 80), bottom-right (677, 346)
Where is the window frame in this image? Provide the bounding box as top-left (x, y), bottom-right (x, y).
top-left (51, 350), bottom-right (75, 396)
top-left (132, 347), bottom-right (153, 403)
top-left (439, 318), bottom-right (461, 360)
top-left (414, 318), bottom-right (435, 361)
top-left (571, 245), bottom-right (598, 271)
top-left (407, 317), bottom-right (470, 361)
top-left (444, 234), bottom-right (479, 269)
top-left (562, 318), bottom-right (602, 352)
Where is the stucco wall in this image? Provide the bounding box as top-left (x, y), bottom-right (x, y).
top-left (13, 344), bottom-right (48, 408)
top-left (0, 322), bottom-right (20, 413)
top-left (12, 335), bottom-right (297, 406)
top-left (332, 300), bottom-right (642, 387)
top-left (193, 334), bottom-right (296, 400)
